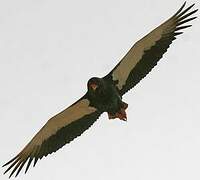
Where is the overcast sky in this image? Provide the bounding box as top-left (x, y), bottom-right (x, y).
top-left (0, 0), bottom-right (200, 180)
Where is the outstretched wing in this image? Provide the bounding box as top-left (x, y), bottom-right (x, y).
top-left (3, 96), bottom-right (102, 178)
top-left (104, 2), bottom-right (198, 96)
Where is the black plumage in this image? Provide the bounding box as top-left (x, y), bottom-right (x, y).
top-left (3, 2), bottom-right (197, 178)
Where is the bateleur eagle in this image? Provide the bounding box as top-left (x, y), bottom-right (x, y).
top-left (3, 2), bottom-right (198, 178)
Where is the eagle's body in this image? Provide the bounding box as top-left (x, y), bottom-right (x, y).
top-left (87, 77), bottom-right (128, 120)
top-left (3, 2), bottom-right (198, 178)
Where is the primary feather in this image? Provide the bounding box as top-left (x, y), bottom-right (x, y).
top-left (104, 2), bottom-right (197, 96)
top-left (3, 98), bottom-right (101, 178)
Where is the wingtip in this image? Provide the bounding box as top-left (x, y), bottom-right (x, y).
top-left (182, 1), bottom-right (187, 9)
top-left (190, 3), bottom-right (195, 8)
top-left (174, 32), bottom-right (184, 36)
top-left (25, 157), bottom-right (33, 174)
top-left (3, 168), bottom-right (10, 175)
top-left (2, 161), bottom-right (11, 168)
top-left (173, 1), bottom-right (187, 17)
top-left (2, 154), bottom-right (20, 167)
top-left (15, 171), bottom-right (20, 178)
top-left (33, 158), bottom-right (38, 167)
top-left (193, 9), bottom-right (198, 13)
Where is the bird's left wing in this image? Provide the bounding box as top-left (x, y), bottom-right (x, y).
top-left (3, 97), bottom-right (102, 178)
top-left (104, 2), bottom-right (198, 96)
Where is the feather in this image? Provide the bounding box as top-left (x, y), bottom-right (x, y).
top-left (104, 2), bottom-right (197, 95)
top-left (3, 97), bottom-right (101, 177)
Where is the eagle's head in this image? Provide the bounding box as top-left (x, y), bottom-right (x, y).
top-left (87, 77), bottom-right (106, 96)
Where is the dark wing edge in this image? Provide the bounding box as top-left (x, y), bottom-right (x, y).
top-left (104, 2), bottom-right (198, 96)
top-left (2, 98), bottom-right (102, 178)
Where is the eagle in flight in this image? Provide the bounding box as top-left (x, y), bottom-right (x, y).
top-left (3, 2), bottom-right (198, 178)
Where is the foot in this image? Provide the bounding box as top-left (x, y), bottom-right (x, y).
top-left (115, 108), bottom-right (127, 121)
top-left (107, 102), bottom-right (128, 121)
top-left (108, 113), bottom-right (116, 119)
top-left (122, 102), bottom-right (128, 110)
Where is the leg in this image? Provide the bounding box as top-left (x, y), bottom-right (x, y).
top-left (122, 101), bottom-right (128, 110)
top-left (108, 112), bottom-right (116, 119)
top-left (107, 101), bottom-right (128, 121)
top-left (115, 108), bottom-right (127, 121)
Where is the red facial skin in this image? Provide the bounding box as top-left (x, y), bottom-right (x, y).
top-left (89, 83), bottom-right (98, 91)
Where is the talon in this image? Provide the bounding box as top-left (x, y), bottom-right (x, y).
top-left (107, 102), bottom-right (128, 121)
top-left (122, 102), bottom-right (128, 110)
top-left (108, 113), bottom-right (116, 119)
top-left (114, 108), bottom-right (127, 121)
top-left (115, 112), bottom-right (127, 121)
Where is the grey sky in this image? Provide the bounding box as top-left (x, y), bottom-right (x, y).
top-left (0, 0), bottom-right (200, 179)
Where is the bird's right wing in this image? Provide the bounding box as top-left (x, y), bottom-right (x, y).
top-left (104, 2), bottom-right (198, 96)
top-left (3, 96), bottom-right (102, 178)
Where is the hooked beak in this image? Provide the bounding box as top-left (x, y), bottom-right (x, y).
top-left (89, 83), bottom-right (98, 91)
